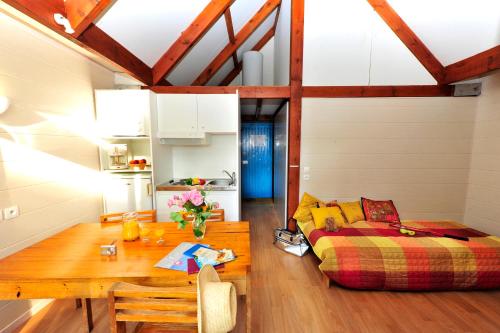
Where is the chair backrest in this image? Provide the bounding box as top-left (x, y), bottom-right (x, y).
top-left (184, 209), bottom-right (224, 223)
top-left (100, 210), bottom-right (157, 223)
top-left (108, 282), bottom-right (198, 333)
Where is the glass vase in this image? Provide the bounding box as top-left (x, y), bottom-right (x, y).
top-left (192, 216), bottom-right (206, 240)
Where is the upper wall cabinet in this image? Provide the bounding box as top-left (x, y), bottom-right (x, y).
top-left (197, 94), bottom-right (238, 133)
top-left (95, 90), bottom-right (151, 137)
top-left (156, 94), bottom-right (238, 139)
top-left (157, 94), bottom-right (198, 138)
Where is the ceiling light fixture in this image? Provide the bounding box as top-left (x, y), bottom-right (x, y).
top-left (0, 96), bottom-right (10, 114)
top-left (53, 13), bottom-right (75, 34)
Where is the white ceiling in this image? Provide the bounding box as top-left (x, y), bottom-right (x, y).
top-left (95, 0), bottom-right (499, 86)
top-left (388, 0), bottom-right (500, 66)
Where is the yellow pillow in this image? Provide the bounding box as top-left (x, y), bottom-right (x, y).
top-left (338, 201), bottom-right (365, 224)
top-left (310, 207), bottom-right (347, 229)
top-left (293, 192), bottom-right (325, 223)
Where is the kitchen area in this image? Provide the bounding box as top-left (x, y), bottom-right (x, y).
top-left (95, 89), bottom-right (241, 221)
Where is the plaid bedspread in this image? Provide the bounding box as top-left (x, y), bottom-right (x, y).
top-left (298, 220), bottom-right (500, 290)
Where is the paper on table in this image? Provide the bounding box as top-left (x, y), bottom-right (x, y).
top-left (155, 242), bottom-right (207, 271)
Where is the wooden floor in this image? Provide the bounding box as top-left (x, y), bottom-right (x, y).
top-left (13, 201), bottom-right (500, 333)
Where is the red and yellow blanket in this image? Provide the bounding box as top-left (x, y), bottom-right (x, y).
top-left (298, 220), bottom-right (500, 290)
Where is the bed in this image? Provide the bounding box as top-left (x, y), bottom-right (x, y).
top-left (298, 219), bottom-right (500, 290)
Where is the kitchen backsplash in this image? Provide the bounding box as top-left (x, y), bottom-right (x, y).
top-left (171, 134), bottom-right (238, 179)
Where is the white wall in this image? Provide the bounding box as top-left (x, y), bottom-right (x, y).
top-left (273, 103), bottom-right (288, 227)
top-left (0, 12), bottom-right (114, 332)
top-left (171, 135), bottom-right (238, 179)
top-left (464, 72), bottom-right (500, 235)
top-left (273, 0), bottom-right (290, 86)
top-left (300, 97), bottom-right (478, 221)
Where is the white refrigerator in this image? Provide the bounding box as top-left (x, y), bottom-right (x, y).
top-left (103, 174), bottom-right (153, 213)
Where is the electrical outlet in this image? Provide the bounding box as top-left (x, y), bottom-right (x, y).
top-left (303, 174), bottom-right (310, 181)
top-left (3, 206), bottom-right (19, 220)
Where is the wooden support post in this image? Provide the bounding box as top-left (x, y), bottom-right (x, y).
top-left (287, 0), bottom-right (304, 232)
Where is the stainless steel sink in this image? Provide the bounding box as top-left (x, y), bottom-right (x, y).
top-left (208, 179), bottom-right (232, 186)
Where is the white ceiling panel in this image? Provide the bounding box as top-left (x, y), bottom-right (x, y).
top-left (96, 0), bottom-right (210, 67)
top-left (230, 0), bottom-right (268, 34)
top-left (388, 0), bottom-right (500, 65)
top-left (236, 10), bottom-right (276, 60)
top-left (370, 11), bottom-right (436, 85)
top-left (207, 58), bottom-right (234, 86)
top-left (303, 0), bottom-right (372, 85)
top-left (167, 16), bottom-right (229, 85)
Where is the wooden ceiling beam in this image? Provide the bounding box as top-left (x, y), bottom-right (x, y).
top-left (64, 0), bottom-right (114, 37)
top-left (78, 24), bottom-right (152, 84)
top-left (147, 86), bottom-right (290, 99)
top-left (443, 45), bottom-right (500, 84)
top-left (302, 85), bottom-right (454, 98)
top-left (219, 27), bottom-right (275, 86)
top-left (193, 0), bottom-right (281, 86)
top-left (151, 0), bottom-right (234, 85)
top-left (223, 8), bottom-right (239, 68)
top-left (367, 0), bottom-right (445, 84)
top-left (2, 0), bottom-right (67, 31)
top-left (255, 99), bottom-right (263, 120)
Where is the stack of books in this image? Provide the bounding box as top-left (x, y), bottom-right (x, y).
top-left (155, 242), bottom-right (236, 274)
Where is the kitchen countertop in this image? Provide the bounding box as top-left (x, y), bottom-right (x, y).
top-left (156, 181), bottom-right (237, 192)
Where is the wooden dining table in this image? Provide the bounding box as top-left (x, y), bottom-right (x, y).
top-left (0, 221), bottom-right (251, 332)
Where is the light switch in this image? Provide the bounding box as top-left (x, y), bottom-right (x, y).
top-left (303, 166), bottom-right (310, 173)
top-left (3, 206), bottom-right (19, 220)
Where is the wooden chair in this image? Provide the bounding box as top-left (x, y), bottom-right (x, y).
top-left (185, 209), bottom-right (224, 222)
top-left (100, 210), bottom-right (157, 223)
top-left (108, 282), bottom-right (198, 333)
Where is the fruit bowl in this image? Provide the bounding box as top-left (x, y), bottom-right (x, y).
top-left (129, 162), bottom-right (146, 170)
top-left (129, 159), bottom-right (147, 170)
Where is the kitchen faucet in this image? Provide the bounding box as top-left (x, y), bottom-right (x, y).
top-left (222, 170), bottom-right (236, 185)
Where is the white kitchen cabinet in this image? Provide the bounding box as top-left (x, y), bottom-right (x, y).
top-left (104, 176), bottom-right (153, 213)
top-left (205, 191), bottom-right (239, 221)
top-left (95, 90), bottom-right (151, 137)
top-left (197, 94), bottom-right (238, 133)
top-left (156, 190), bottom-right (239, 222)
top-left (157, 94), bottom-right (198, 138)
top-left (156, 94), bottom-right (237, 139)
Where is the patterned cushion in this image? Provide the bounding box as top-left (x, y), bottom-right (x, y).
top-left (325, 217), bottom-right (341, 232)
top-left (361, 197), bottom-right (400, 223)
top-left (311, 207), bottom-right (346, 229)
top-left (293, 192), bottom-right (325, 223)
top-left (338, 201), bottom-right (365, 224)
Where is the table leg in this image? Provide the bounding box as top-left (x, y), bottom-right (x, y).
top-left (81, 298), bottom-right (94, 332)
top-left (75, 298), bottom-right (82, 308)
top-left (246, 272), bottom-right (251, 333)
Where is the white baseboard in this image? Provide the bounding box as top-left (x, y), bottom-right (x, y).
top-left (0, 299), bottom-right (53, 333)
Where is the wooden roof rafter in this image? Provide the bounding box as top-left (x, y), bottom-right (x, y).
top-left (223, 8), bottom-right (239, 68)
top-left (443, 45), bottom-right (500, 84)
top-left (151, 0), bottom-right (235, 85)
top-left (2, 0), bottom-right (153, 85)
top-left (192, 0), bottom-right (282, 86)
top-left (64, 0), bottom-right (114, 37)
top-left (367, 0), bottom-right (446, 84)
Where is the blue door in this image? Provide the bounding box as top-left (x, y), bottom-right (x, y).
top-left (241, 123), bottom-right (273, 199)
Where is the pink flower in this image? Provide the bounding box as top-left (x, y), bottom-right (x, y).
top-left (167, 199), bottom-right (174, 208)
top-left (212, 202), bottom-right (220, 209)
top-left (188, 189), bottom-right (204, 206)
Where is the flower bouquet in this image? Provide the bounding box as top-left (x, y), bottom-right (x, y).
top-left (168, 189), bottom-right (219, 240)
